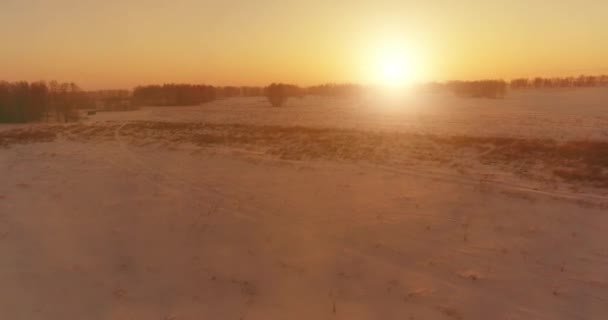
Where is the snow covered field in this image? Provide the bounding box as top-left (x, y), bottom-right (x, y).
top-left (1, 88), bottom-right (608, 319)
top-left (91, 88), bottom-right (608, 140)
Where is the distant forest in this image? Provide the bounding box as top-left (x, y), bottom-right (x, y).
top-left (509, 75), bottom-right (608, 89)
top-left (132, 75), bottom-right (608, 104)
top-left (426, 75), bottom-right (608, 98)
top-left (0, 81), bottom-right (86, 123)
top-left (1, 75), bottom-right (607, 123)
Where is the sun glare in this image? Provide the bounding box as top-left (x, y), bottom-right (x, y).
top-left (380, 56), bottom-right (407, 85)
top-left (369, 41), bottom-right (423, 87)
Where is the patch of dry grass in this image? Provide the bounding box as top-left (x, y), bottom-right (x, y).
top-left (2, 121), bottom-right (608, 187)
top-left (0, 128), bottom-right (57, 147)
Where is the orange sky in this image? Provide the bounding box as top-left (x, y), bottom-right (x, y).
top-left (1, 0), bottom-right (607, 89)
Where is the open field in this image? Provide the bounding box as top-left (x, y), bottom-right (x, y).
top-left (89, 88), bottom-right (608, 140)
top-left (1, 89), bottom-right (608, 319)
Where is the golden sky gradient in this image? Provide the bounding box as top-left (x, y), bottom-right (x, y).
top-left (1, 0), bottom-right (607, 89)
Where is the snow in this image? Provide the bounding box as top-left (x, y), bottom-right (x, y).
top-left (1, 88), bottom-right (608, 319)
top-left (90, 88), bottom-right (608, 140)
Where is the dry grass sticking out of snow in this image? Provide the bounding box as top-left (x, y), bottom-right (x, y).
top-left (3, 121), bottom-right (608, 190)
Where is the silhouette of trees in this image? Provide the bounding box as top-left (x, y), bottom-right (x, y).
top-left (49, 81), bottom-right (84, 122)
top-left (132, 84), bottom-right (272, 105)
top-left (443, 80), bottom-right (507, 99)
top-left (306, 84), bottom-right (364, 97)
top-left (0, 80), bottom-right (82, 123)
top-left (510, 75), bottom-right (608, 89)
top-left (510, 78), bottom-right (529, 89)
top-left (4, 74), bottom-right (605, 123)
top-left (421, 80), bottom-right (507, 98)
top-left (264, 83), bottom-right (301, 107)
top-left (28, 82), bottom-right (50, 121)
top-left (132, 84), bottom-right (216, 106)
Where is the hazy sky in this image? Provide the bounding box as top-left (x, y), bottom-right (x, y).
top-left (2, 0), bottom-right (607, 89)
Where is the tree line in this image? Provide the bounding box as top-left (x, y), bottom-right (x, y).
top-left (425, 80), bottom-right (508, 99)
top-left (3, 75), bottom-right (607, 123)
top-left (131, 76), bottom-right (608, 107)
top-left (0, 81), bottom-right (85, 123)
top-left (306, 84), bottom-right (365, 97)
top-left (265, 83), bottom-right (373, 106)
top-left (132, 83), bottom-right (375, 106)
top-left (509, 75), bottom-right (608, 89)
top-left (422, 75), bottom-right (608, 99)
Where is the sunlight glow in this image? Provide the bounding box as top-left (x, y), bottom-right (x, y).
top-left (368, 40), bottom-right (424, 87)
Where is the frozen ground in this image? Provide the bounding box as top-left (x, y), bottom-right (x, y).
top-left (89, 88), bottom-right (608, 140)
top-left (1, 89), bottom-right (608, 319)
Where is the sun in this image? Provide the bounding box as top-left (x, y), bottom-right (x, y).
top-left (380, 56), bottom-right (407, 85)
top-left (365, 40), bottom-right (423, 87)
